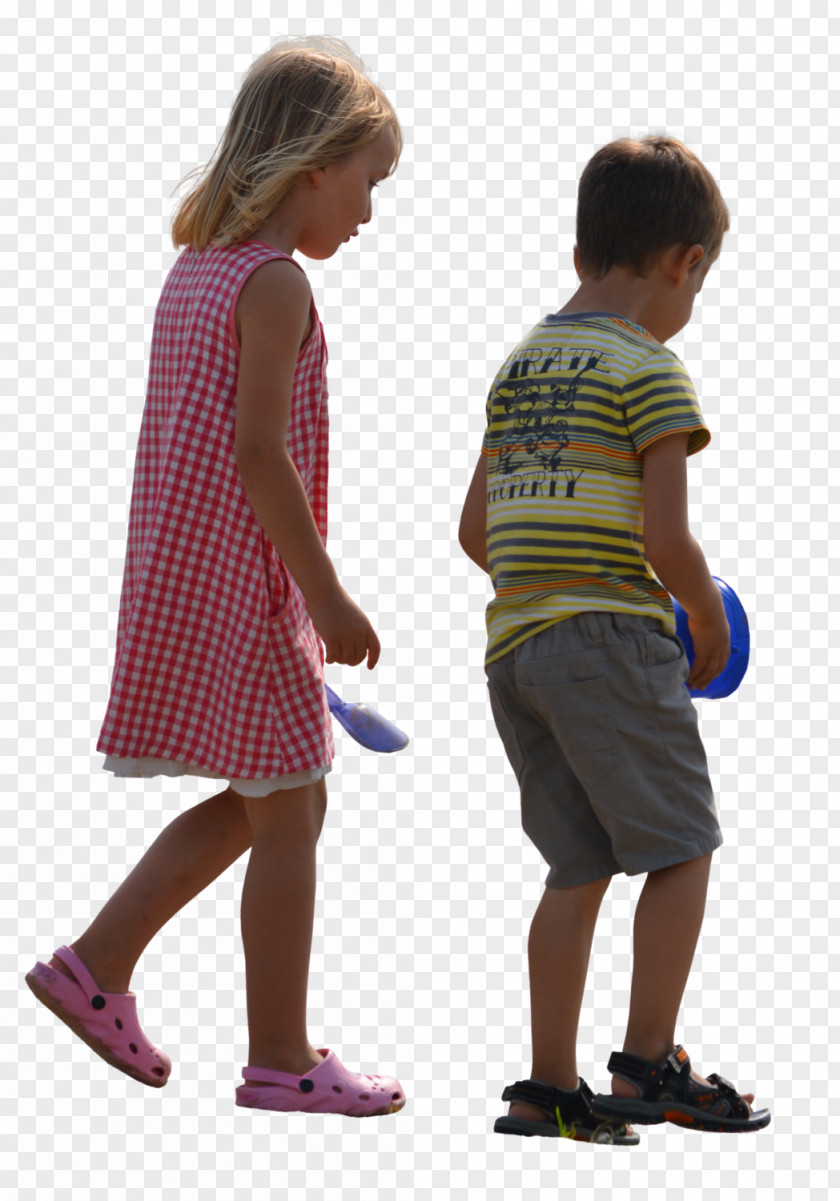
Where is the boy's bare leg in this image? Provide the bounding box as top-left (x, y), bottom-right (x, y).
top-left (239, 778), bottom-right (328, 1079)
top-left (616, 851), bottom-right (754, 1106)
top-left (507, 875), bottom-right (612, 1123)
top-left (48, 788), bottom-right (253, 992)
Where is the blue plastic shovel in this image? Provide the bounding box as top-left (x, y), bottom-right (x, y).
top-left (324, 682), bottom-right (410, 752)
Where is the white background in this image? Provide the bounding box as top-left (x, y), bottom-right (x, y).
top-left (5, 1), bottom-right (838, 1198)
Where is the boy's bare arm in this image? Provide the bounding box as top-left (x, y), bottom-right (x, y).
top-left (643, 432), bottom-right (730, 690)
top-left (458, 453), bottom-right (490, 573)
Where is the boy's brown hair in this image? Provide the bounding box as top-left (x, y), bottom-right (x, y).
top-left (575, 135), bottom-right (730, 279)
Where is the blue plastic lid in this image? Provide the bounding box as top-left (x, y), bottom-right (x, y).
top-left (671, 577), bottom-right (750, 699)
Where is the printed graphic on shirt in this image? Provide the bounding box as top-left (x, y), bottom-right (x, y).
top-left (493, 346), bottom-right (605, 477)
top-left (490, 343), bottom-right (608, 487)
top-left (480, 314), bottom-right (711, 667)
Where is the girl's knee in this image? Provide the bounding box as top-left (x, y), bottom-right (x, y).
top-left (241, 777), bottom-right (327, 840)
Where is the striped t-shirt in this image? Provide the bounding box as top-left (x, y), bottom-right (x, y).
top-left (481, 311), bottom-right (710, 667)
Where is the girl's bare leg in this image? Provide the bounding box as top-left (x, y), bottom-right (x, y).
top-left (49, 787), bottom-right (252, 992)
top-left (238, 778), bottom-right (327, 1078)
top-left (47, 778), bottom-right (329, 1080)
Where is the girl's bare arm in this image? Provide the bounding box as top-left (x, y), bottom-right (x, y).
top-left (234, 259), bottom-right (380, 667)
top-left (234, 260), bottom-right (340, 603)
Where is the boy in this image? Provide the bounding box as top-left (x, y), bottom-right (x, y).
top-left (459, 136), bottom-right (770, 1141)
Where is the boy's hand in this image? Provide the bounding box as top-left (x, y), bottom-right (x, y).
top-left (686, 610), bottom-right (731, 692)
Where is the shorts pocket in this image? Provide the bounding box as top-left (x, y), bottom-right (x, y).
top-left (522, 676), bottom-right (622, 787)
top-left (642, 629), bottom-right (689, 679)
top-left (486, 677), bottom-right (527, 782)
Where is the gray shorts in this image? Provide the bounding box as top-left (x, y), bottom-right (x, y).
top-left (485, 611), bottom-right (723, 888)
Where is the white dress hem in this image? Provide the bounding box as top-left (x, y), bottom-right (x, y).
top-left (102, 755), bottom-right (332, 796)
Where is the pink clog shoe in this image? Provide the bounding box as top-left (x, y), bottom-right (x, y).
top-left (25, 945), bottom-right (171, 1087)
top-left (235, 1049), bottom-right (405, 1117)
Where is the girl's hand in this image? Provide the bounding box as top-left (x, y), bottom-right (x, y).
top-left (306, 584), bottom-right (381, 670)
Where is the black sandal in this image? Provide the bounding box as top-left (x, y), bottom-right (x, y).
top-left (494, 1076), bottom-right (640, 1144)
top-left (590, 1045), bottom-right (771, 1133)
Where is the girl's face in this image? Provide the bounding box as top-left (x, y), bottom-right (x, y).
top-left (299, 124), bottom-right (397, 260)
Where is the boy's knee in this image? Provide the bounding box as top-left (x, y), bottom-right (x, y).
top-left (648, 850), bottom-right (713, 877)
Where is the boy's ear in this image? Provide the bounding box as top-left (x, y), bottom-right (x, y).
top-left (667, 243), bottom-right (705, 286)
top-left (682, 244), bottom-right (705, 277)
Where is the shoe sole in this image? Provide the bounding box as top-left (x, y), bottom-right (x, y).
top-left (235, 1094), bottom-right (405, 1117)
top-left (25, 968), bottom-right (168, 1089)
top-left (494, 1115), bottom-right (639, 1144)
top-left (591, 1095), bottom-right (771, 1133)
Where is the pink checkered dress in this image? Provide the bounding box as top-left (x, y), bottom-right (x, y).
top-left (96, 241), bottom-right (334, 780)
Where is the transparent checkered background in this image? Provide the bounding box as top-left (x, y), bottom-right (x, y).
top-left (5, 1), bottom-right (838, 1198)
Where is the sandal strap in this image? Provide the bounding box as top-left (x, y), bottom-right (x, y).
top-left (606, 1044), bottom-right (690, 1096)
top-left (706, 1073), bottom-right (751, 1118)
top-left (607, 1047), bottom-right (750, 1120)
top-left (501, 1078), bottom-right (633, 1141)
top-left (501, 1076), bottom-right (598, 1121)
top-left (501, 1077), bottom-right (584, 1112)
top-left (53, 945), bottom-right (99, 999)
top-left (242, 1066), bottom-right (297, 1085)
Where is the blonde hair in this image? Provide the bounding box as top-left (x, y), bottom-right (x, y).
top-left (171, 37), bottom-right (402, 251)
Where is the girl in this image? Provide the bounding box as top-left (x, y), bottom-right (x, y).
top-left (26, 37), bottom-right (405, 1118)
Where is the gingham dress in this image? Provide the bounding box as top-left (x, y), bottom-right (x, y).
top-left (97, 241), bottom-right (334, 791)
